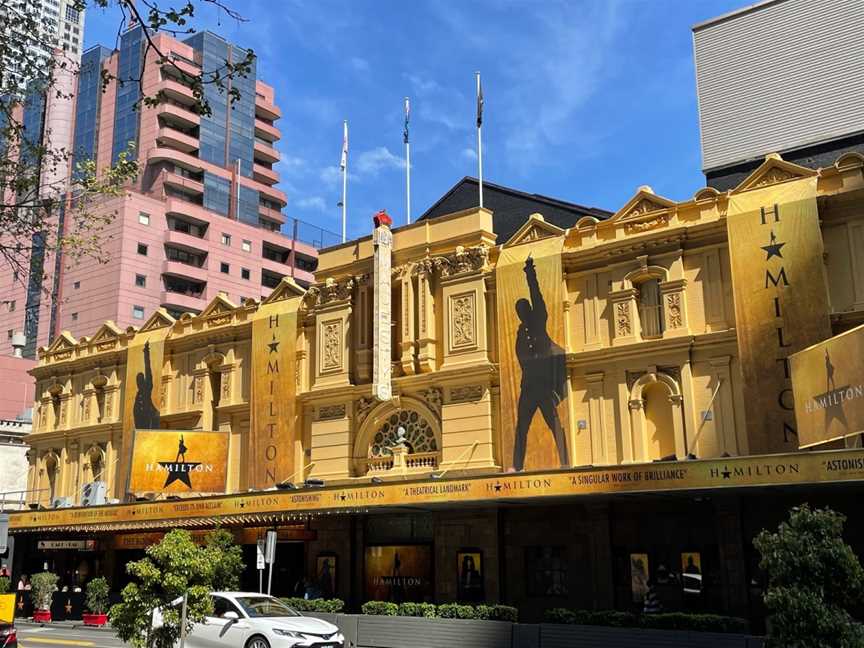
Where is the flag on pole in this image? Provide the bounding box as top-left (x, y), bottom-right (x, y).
top-left (340, 120), bottom-right (348, 171)
top-left (476, 74), bottom-right (484, 127)
top-left (403, 97), bottom-right (410, 144)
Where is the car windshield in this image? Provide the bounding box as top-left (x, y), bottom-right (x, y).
top-left (234, 596), bottom-right (300, 618)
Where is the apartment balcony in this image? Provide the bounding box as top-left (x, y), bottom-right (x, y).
top-left (164, 228), bottom-right (209, 253)
top-left (158, 102), bottom-right (200, 128)
top-left (160, 290), bottom-right (205, 313)
top-left (157, 78), bottom-right (197, 106)
top-left (258, 204), bottom-right (286, 225)
top-left (253, 162), bottom-right (279, 186)
top-left (162, 55), bottom-right (200, 79)
top-left (157, 126), bottom-right (199, 154)
top-left (254, 118), bottom-right (281, 142)
top-left (165, 196), bottom-right (212, 222)
top-left (261, 256), bottom-right (291, 277)
top-left (147, 147), bottom-right (204, 173)
top-left (255, 96), bottom-right (281, 121)
top-left (162, 170), bottom-right (204, 196)
top-left (162, 259), bottom-right (208, 283)
top-left (254, 139), bottom-right (279, 164)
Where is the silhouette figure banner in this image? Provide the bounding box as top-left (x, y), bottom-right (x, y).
top-left (496, 235), bottom-right (570, 471)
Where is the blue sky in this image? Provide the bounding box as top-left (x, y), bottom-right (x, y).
top-left (84, 0), bottom-right (746, 240)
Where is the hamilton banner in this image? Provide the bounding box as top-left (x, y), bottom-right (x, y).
top-left (128, 430), bottom-right (229, 493)
top-left (250, 283), bottom-right (303, 489)
top-left (496, 235), bottom-right (569, 472)
top-left (791, 324), bottom-right (864, 448)
top-left (726, 176), bottom-right (831, 454)
top-left (121, 322), bottom-right (170, 489)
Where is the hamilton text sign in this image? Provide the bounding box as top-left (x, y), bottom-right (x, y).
top-left (128, 430), bottom-right (229, 494)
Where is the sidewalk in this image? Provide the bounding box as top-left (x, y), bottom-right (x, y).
top-left (15, 619), bottom-right (116, 633)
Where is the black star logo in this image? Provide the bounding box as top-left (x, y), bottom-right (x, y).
top-left (494, 482), bottom-right (502, 492)
top-left (721, 466), bottom-right (731, 479)
top-left (268, 335), bottom-right (280, 354)
top-left (239, 501), bottom-right (246, 508)
top-left (159, 461), bottom-right (200, 488)
top-left (761, 230), bottom-right (785, 260)
top-left (340, 493), bottom-right (347, 501)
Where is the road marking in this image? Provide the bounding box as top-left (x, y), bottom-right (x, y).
top-left (18, 639), bottom-right (96, 646)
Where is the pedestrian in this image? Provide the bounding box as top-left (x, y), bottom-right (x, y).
top-left (643, 579), bottom-right (663, 614)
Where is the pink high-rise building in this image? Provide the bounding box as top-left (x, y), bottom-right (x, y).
top-left (0, 28), bottom-right (331, 358)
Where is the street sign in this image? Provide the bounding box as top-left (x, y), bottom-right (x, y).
top-left (0, 514), bottom-right (8, 554)
top-left (256, 539), bottom-right (266, 570)
top-left (265, 530), bottom-right (277, 564)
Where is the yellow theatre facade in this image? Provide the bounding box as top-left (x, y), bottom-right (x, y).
top-left (13, 152), bottom-right (864, 622)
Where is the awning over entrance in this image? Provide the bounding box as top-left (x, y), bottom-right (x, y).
top-left (9, 448), bottom-right (864, 533)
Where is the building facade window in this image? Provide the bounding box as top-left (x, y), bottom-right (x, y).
top-left (135, 274), bottom-right (146, 287)
top-left (242, 239), bottom-right (252, 252)
top-left (73, 281), bottom-right (80, 289)
top-left (241, 268), bottom-right (250, 280)
top-left (221, 233), bottom-right (231, 246)
top-left (139, 212), bottom-right (150, 225)
top-left (8, 300), bottom-right (15, 312)
top-left (137, 243), bottom-right (148, 256)
top-left (220, 262), bottom-right (230, 274)
top-left (638, 278), bottom-right (664, 338)
top-left (132, 305), bottom-right (145, 319)
top-left (71, 312), bottom-right (78, 321)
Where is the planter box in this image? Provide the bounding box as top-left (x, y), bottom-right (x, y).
top-left (357, 616), bottom-right (512, 648)
top-left (82, 613), bottom-right (108, 626)
top-left (32, 609), bottom-right (51, 623)
top-left (538, 624), bottom-right (764, 648)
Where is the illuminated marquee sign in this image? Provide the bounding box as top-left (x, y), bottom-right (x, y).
top-left (11, 449), bottom-right (864, 532)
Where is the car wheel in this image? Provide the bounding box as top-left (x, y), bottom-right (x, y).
top-left (245, 636), bottom-right (270, 648)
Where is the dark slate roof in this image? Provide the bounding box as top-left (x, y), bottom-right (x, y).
top-left (418, 177), bottom-right (612, 243)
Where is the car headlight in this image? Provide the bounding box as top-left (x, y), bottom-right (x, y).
top-left (273, 628), bottom-right (305, 639)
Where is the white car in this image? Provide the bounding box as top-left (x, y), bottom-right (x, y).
top-left (183, 592), bottom-right (344, 648)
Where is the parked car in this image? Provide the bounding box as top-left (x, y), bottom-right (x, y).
top-left (0, 623), bottom-right (16, 648)
top-left (157, 592), bottom-right (344, 648)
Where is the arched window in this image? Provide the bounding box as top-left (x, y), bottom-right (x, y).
top-left (643, 383), bottom-right (675, 460)
top-left (365, 409), bottom-right (439, 474)
top-left (637, 279), bottom-right (664, 338)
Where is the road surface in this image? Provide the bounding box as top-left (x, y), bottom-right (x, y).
top-left (16, 624), bottom-right (127, 648)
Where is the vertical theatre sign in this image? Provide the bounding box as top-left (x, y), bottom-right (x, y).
top-left (496, 235), bottom-right (569, 471)
top-left (372, 211), bottom-right (393, 402)
top-left (121, 314), bottom-right (172, 489)
top-left (250, 280), bottom-right (304, 488)
top-left (726, 174), bottom-right (831, 453)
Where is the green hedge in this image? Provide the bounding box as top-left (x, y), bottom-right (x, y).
top-left (362, 601), bottom-right (517, 622)
top-left (281, 597), bottom-right (345, 613)
top-left (543, 608), bottom-right (749, 634)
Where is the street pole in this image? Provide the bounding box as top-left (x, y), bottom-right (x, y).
top-left (178, 592), bottom-right (188, 648)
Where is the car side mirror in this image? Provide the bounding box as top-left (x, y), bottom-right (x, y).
top-left (223, 611), bottom-right (239, 621)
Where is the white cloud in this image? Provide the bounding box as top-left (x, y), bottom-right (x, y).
top-left (355, 146), bottom-right (406, 176)
top-left (461, 147), bottom-right (478, 161)
top-left (277, 155), bottom-right (307, 176)
top-left (349, 56), bottom-right (370, 72)
top-left (319, 165), bottom-right (342, 188)
top-left (296, 196), bottom-right (328, 212)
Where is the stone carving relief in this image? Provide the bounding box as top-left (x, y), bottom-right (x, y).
top-left (666, 292), bottom-right (682, 329)
top-left (624, 213), bottom-right (670, 234)
top-left (318, 404), bottom-right (346, 420)
top-left (306, 277), bottom-right (355, 307)
top-left (753, 167), bottom-right (796, 188)
top-left (221, 371), bottom-right (231, 400)
top-left (322, 320), bottom-right (342, 372)
top-left (356, 396), bottom-right (375, 423)
top-left (433, 244), bottom-right (489, 278)
top-left (615, 302), bottom-right (632, 337)
top-left (422, 387), bottom-right (442, 415)
top-left (82, 394), bottom-right (91, 423)
top-left (451, 293), bottom-right (476, 348)
top-left (450, 385), bottom-right (484, 403)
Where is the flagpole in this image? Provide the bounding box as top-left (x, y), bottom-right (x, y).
top-left (476, 72), bottom-right (483, 209)
top-left (341, 119), bottom-right (347, 243)
top-left (405, 97), bottom-right (411, 225)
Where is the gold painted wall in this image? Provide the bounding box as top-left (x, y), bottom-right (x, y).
top-left (23, 153), bottom-right (864, 507)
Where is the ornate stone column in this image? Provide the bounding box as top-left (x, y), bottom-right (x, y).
top-left (660, 278), bottom-right (688, 336)
top-left (609, 288), bottom-right (639, 346)
top-left (397, 264), bottom-right (416, 376)
top-left (415, 261), bottom-right (437, 373)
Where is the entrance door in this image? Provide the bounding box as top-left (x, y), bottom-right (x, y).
top-left (270, 542), bottom-right (305, 597)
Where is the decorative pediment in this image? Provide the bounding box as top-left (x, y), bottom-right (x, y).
top-left (262, 277), bottom-right (305, 304)
top-left (733, 153), bottom-right (817, 193)
top-left (89, 321), bottom-right (123, 352)
top-left (198, 293), bottom-right (237, 319)
top-left (138, 308), bottom-right (176, 333)
top-left (503, 213), bottom-right (566, 247)
top-left (613, 186), bottom-right (676, 222)
top-left (45, 331), bottom-right (77, 354)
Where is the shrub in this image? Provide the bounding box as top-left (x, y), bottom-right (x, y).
top-left (397, 602), bottom-right (437, 618)
top-left (543, 608), bottom-right (749, 634)
top-left (281, 598), bottom-right (345, 614)
top-left (0, 576), bottom-right (9, 595)
top-left (85, 576), bottom-right (110, 614)
top-left (487, 605), bottom-right (518, 622)
top-left (754, 504), bottom-right (864, 648)
top-left (437, 603), bottom-right (476, 619)
top-left (30, 572), bottom-right (59, 611)
top-left (361, 601), bottom-right (398, 616)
